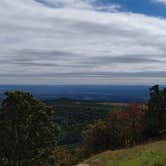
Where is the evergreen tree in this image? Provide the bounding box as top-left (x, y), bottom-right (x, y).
top-left (0, 91), bottom-right (59, 166)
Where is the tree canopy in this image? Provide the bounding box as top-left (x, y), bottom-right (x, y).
top-left (0, 91), bottom-right (59, 166)
top-left (147, 85), bottom-right (166, 136)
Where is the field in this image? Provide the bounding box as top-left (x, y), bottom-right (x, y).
top-left (80, 140), bottom-right (166, 166)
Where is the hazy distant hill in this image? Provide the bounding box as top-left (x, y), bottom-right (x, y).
top-left (0, 85), bottom-right (150, 102)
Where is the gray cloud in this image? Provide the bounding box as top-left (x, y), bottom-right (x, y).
top-left (1, 71), bottom-right (166, 79)
top-left (0, 0), bottom-right (166, 84)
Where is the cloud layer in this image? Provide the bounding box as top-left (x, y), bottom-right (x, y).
top-left (153, 0), bottom-right (166, 4)
top-left (0, 0), bottom-right (166, 84)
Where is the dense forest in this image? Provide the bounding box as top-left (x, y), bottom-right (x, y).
top-left (0, 85), bottom-right (166, 166)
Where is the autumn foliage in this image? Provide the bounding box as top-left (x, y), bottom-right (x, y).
top-left (82, 103), bottom-right (146, 156)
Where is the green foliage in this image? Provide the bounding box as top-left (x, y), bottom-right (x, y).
top-left (0, 91), bottom-right (60, 166)
top-left (81, 104), bottom-right (146, 157)
top-left (146, 85), bottom-right (166, 136)
top-left (78, 85), bottom-right (166, 163)
top-left (47, 100), bottom-right (111, 146)
top-left (82, 120), bottom-right (109, 156)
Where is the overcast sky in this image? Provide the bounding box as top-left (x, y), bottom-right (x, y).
top-left (1, 0), bottom-right (166, 85)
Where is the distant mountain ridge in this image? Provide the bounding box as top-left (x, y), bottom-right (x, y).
top-left (0, 85), bottom-right (150, 103)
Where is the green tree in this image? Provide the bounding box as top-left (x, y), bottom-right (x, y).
top-left (0, 91), bottom-right (59, 166)
top-left (81, 104), bottom-right (146, 157)
top-left (146, 85), bottom-right (166, 136)
top-left (82, 120), bottom-right (110, 156)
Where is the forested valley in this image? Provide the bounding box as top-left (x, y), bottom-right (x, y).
top-left (0, 85), bottom-right (166, 166)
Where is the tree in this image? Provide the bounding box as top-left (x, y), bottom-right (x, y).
top-left (146, 85), bottom-right (166, 136)
top-left (114, 104), bottom-right (145, 146)
top-left (53, 147), bottom-right (74, 166)
top-left (81, 104), bottom-right (146, 157)
top-left (0, 91), bottom-right (60, 166)
top-left (82, 120), bottom-right (109, 156)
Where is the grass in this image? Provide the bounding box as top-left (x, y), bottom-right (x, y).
top-left (81, 140), bottom-right (166, 166)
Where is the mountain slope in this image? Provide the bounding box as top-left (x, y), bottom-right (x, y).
top-left (78, 140), bottom-right (166, 166)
